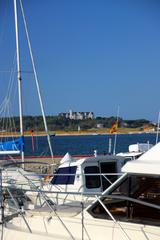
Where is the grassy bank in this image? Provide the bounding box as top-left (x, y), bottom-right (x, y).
top-left (0, 127), bottom-right (155, 137)
top-left (31, 127), bottom-right (155, 136)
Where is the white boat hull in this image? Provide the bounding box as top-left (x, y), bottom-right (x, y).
top-left (3, 211), bottom-right (160, 240)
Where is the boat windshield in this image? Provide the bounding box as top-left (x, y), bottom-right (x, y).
top-left (51, 166), bottom-right (77, 185)
top-left (89, 174), bottom-right (160, 226)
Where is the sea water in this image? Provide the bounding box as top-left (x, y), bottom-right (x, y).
top-left (24, 133), bottom-right (157, 157)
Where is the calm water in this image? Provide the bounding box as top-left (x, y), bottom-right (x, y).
top-left (24, 133), bottom-right (157, 157)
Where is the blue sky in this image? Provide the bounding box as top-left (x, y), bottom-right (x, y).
top-left (0, 0), bottom-right (160, 121)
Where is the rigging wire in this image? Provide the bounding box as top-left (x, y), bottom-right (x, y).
top-left (0, 0), bottom-right (7, 49)
top-left (19, 0), bottom-right (54, 160)
top-left (0, 54), bottom-right (18, 142)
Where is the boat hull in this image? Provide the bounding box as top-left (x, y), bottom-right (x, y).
top-left (5, 212), bottom-right (160, 240)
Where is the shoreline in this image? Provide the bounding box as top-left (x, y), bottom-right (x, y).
top-left (0, 130), bottom-right (156, 137)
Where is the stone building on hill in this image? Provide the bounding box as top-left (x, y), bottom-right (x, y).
top-left (59, 109), bottom-right (94, 120)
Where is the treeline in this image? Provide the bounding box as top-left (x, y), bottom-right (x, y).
top-left (5, 116), bottom-right (154, 132)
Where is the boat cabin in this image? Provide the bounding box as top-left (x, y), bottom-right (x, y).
top-left (88, 142), bottom-right (160, 226)
top-left (50, 152), bottom-right (126, 194)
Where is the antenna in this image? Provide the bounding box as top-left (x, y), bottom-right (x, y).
top-left (156, 111), bottom-right (160, 144)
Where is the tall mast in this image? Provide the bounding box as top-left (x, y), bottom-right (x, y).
top-left (14, 0), bottom-right (24, 164)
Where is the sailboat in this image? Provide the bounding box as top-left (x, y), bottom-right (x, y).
top-left (0, 0), bottom-right (54, 190)
top-left (0, 137), bottom-right (23, 156)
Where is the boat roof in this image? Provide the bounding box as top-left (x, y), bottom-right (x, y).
top-left (116, 152), bottom-right (142, 157)
top-left (128, 143), bottom-right (153, 152)
top-left (122, 142), bottom-right (160, 175)
top-left (59, 154), bottom-right (125, 168)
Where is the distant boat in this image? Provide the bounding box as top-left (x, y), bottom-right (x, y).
top-left (116, 142), bottom-right (153, 161)
top-left (50, 133), bottom-right (56, 137)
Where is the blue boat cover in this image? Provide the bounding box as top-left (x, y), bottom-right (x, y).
top-left (0, 136), bottom-right (24, 152)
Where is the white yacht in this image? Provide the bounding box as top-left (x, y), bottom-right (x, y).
top-left (1, 141), bottom-right (160, 240)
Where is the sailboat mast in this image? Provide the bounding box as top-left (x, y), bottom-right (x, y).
top-left (14, 0), bottom-right (24, 163)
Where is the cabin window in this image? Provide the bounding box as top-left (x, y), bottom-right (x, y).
top-left (84, 166), bottom-right (101, 189)
top-left (89, 175), bottom-right (160, 225)
top-left (100, 162), bottom-right (117, 190)
top-left (51, 166), bottom-right (77, 185)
